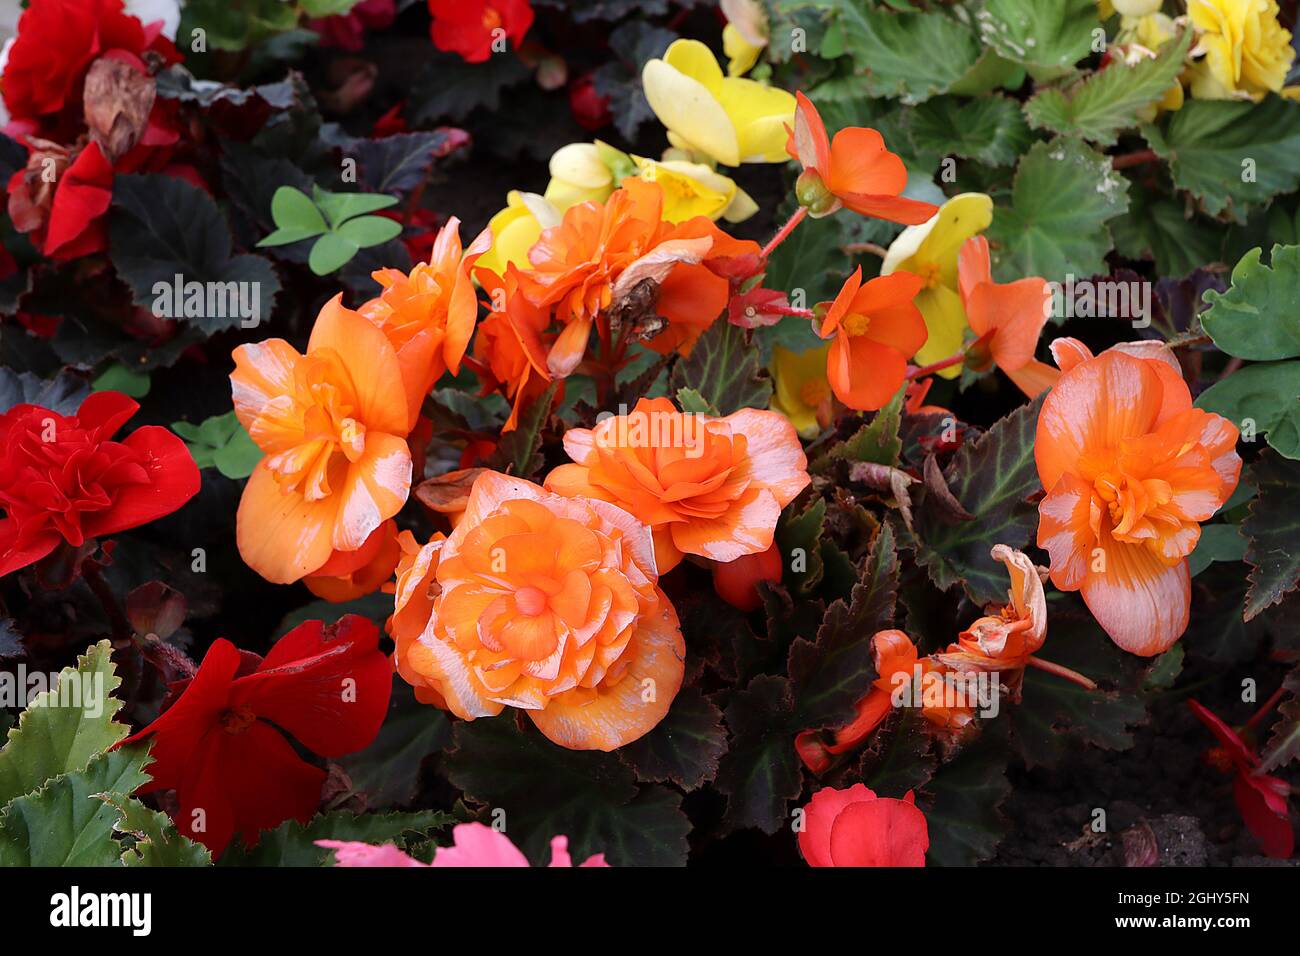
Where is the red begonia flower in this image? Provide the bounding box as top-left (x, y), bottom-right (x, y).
top-left (1, 0), bottom-right (180, 132)
top-left (798, 783), bottom-right (929, 867)
top-left (428, 0), bottom-right (533, 64)
top-left (121, 615), bottom-right (392, 857)
top-left (0, 390), bottom-right (200, 577)
top-left (1188, 700), bottom-right (1294, 859)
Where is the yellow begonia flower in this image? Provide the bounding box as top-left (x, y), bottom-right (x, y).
top-left (881, 193), bottom-right (993, 379)
top-left (723, 24), bottom-right (763, 77)
top-left (632, 155), bottom-right (758, 223)
top-left (1098, 0), bottom-right (1116, 18)
top-left (642, 39), bottom-right (795, 167)
top-left (543, 143), bottom-right (615, 209)
top-left (1187, 0), bottom-right (1295, 101)
top-left (477, 191), bottom-right (555, 278)
top-left (771, 342), bottom-right (833, 439)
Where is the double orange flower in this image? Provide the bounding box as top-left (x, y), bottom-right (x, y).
top-left (231, 297), bottom-right (416, 584)
top-left (391, 472), bottom-right (685, 751)
top-left (1036, 339), bottom-right (1241, 655)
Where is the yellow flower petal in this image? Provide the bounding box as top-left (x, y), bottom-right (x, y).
top-left (723, 24), bottom-right (762, 77)
top-left (912, 284), bottom-right (967, 379)
top-left (642, 38), bottom-right (794, 167)
top-left (1187, 0), bottom-right (1294, 101)
top-left (722, 183), bottom-right (759, 223)
top-left (478, 191), bottom-right (543, 278)
top-left (771, 343), bottom-right (831, 438)
top-left (882, 192), bottom-right (993, 289)
top-left (632, 156), bottom-right (735, 222)
top-left (663, 38), bottom-right (726, 91)
top-left (715, 77), bottom-right (797, 162)
top-left (643, 56), bottom-right (741, 166)
top-left (549, 143), bottom-right (613, 190)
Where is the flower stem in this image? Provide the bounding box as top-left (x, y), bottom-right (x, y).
top-left (761, 206), bottom-right (808, 260)
top-left (764, 305), bottom-right (816, 319)
top-left (907, 351), bottom-right (966, 380)
top-left (1111, 148), bottom-right (1159, 170)
top-left (1026, 655), bottom-right (1097, 690)
top-left (1245, 685), bottom-right (1287, 731)
top-left (82, 558), bottom-right (131, 643)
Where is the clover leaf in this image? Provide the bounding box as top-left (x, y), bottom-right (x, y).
top-left (257, 185), bottom-right (402, 276)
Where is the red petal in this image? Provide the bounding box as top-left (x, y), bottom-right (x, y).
top-left (1233, 772), bottom-right (1295, 859)
top-left (828, 795), bottom-right (929, 867)
top-left (182, 721), bottom-right (326, 856)
top-left (83, 425), bottom-right (201, 539)
top-left (0, 521), bottom-right (60, 577)
top-left (1187, 700), bottom-right (1256, 771)
top-left (232, 615), bottom-right (392, 756)
top-left (44, 141), bottom-right (114, 257)
top-left (76, 390), bottom-right (139, 439)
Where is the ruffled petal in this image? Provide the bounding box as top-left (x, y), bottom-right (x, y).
top-left (528, 592), bottom-right (685, 751)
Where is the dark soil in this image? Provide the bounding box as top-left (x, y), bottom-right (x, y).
top-left (994, 656), bottom-right (1298, 867)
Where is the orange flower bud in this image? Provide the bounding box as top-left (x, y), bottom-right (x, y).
top-left (712, 543), bottom-right (782, 611)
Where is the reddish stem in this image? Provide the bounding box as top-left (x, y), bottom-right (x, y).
top-left (1026, 655), bottom-right (1097, 690)
top-left (1111, 149), bottom-right (1159, 170)
top-left (764, 305), bottom-right (816, 319)
top-left (1245, 685), bottom-right (1287, 732)
top-left (907, 351), bottom-right (966, 380)
top-left (761, 206), bottom-right (808, 260)
top-left (906, 329), bottom-right (995, 380)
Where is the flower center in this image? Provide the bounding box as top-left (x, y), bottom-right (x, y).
top-left (841, 312), bottom-right (872, 337)
top-left (482, 6), bottom-right (502, 30)
top-left (1093, 469), bottom-right (1174, 540)
top-left (916, 260), bottom-right (942, 289)
top-left (513, 586), bottom-right (547, 616)
top-left (219, 705), bottom-right (257, 735)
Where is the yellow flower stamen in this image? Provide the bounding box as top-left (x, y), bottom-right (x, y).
top-left (841, 312), bottom-right (872, 337)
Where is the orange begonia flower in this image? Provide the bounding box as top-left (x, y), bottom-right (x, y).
top-left (796, 629), bottom-right (921, 773)
top-left (797, 629), bottom-right (976, 773)
top-left (359, 217), bottom-right (491, 423)
top-left (305, 518), bottom-right (402, 603)
top-left (470, 266), bottom-right (553, 431)
top-left (786, 91), bottom-right (938, 225)
top-left (544, 396), bottom-right (810, 573)
top-left (957, 236), bottom-right (1059, 398)
top-left (817, 266), bottom-right (927, 411)
top-left (514, 177), bottom-right (759, 377)
top-left (231, 296), bottom-right (414, 584)
top-left (935, 545), bottom-right (1047, 675)
top-left (1036, 339), bottom-right (1241, 656)
top-left (390, 472), bottom-right (686, 751)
